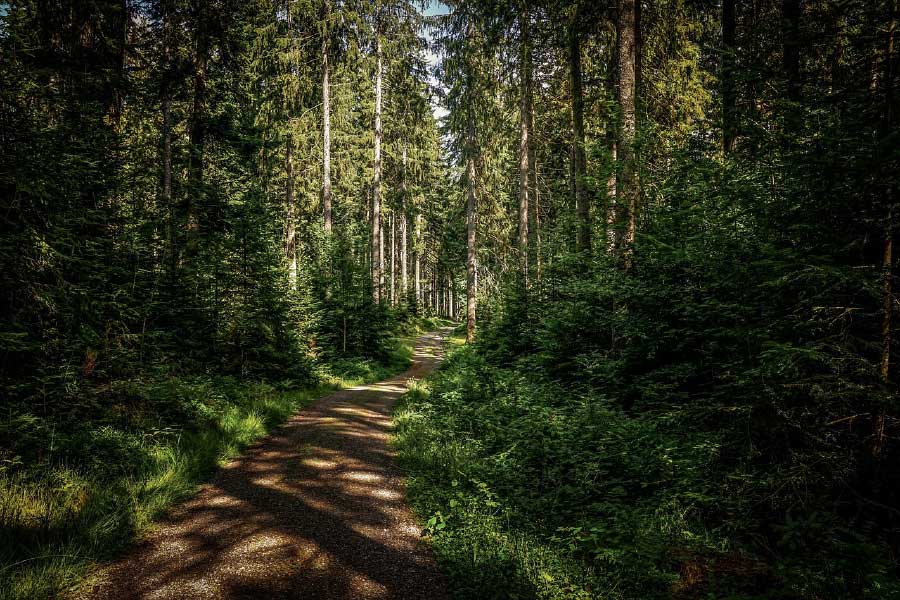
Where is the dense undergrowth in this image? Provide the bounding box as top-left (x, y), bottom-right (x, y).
top-left (396, 325), bottom-right (900, 600)
top-left (0, 325), bottom-right (429, 600)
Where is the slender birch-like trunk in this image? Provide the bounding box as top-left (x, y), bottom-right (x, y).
top-left (517, 7), bottom-right (532, 276)
top-left (372, 32), bottom-right (383, 303)
top-left (321, 0), bottom-right (332, 233)
top-left (401, 142), bottom-right (409, 302)
top-left (617, 0), bottom-right (638, 270)
top-left (569, 11), bottom-right (589, 253)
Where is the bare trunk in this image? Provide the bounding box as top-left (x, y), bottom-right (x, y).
top-left (447, 274), bottom-right (452, 319)
top-left (466, 127), bottom-right (477, 343)
top-left (570, 13), bottom-right (589, 253)
top-left (534, 160), bottom-right (542, 282)
top-left (186, 8), bottom-right (208, 261)
top-left (722, 0), bottom-right (737, 153)
top-left (322, 0), bottom-right (332, 233)
top-left (285, 137), bottom-right (298, 288)
top-left (617, 0), bottom-right (638, 270)
top-left (379, 211), bottom-right (384, 298)
top-left (401, 142), bottom-right (409, 302)
top-left (606, 141), bottom-right (617, 253)
top-left (390, 212), bottom-right (396, 305)
top-left (875, 0), bottom-right (897, 457)
top-left (518, 8), bottom-right (532, 275)
top-left (372, 33), bottom-right (383, 303)
top-left (782, 0), bottom-right (801, 103)
top-left (161, 2), bottom-right (174, 272)
top-left (415, 214), bottom-right (422, 307)
top-left (162, 87), bottom-right (174, 272)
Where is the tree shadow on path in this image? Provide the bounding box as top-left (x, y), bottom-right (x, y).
top-left (84, 331), bottom-right (450, 600)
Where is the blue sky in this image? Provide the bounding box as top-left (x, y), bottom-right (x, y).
top-left (423, 0), bottom-right (450, 18)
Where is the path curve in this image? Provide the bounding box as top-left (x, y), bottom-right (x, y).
top-left (84, 331), bottom-right (450, 600)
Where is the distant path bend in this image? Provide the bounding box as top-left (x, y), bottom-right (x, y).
top-left (85, 330), bottom-right (450, 600)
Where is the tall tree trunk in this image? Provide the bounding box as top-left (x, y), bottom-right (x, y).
top-left (447, 274), bottom-right (452, 319)
top-left (466, 122), bottom-right (477, 343)
top-left (606, 141), bottom-right (617, 253)
top-left (518, 7), bottom-right (532, 275)
top-left (570, 12), bottom-right (590, 253)
top-left (163, 93), bottom-right (174, 269)
top-left (534, 160), bottom-right (542, 282)
top-left (415, 213), bottom-right (422, 308)
top-left (379, 210), bottom-right (384, 298)
top-left (285, 137), bottom-right (298, 288)
top-left (722, 0), bottom-right (737, 153)
top-left (372, 33), bottom-right (383, 303)
top-left (875, 0), bottom-right (897, 457)
top-left (528, 90), bottom-right (538, 278)
top-left (606, 47), bottom-right (618, 254)
top-left (186, 1), bottom-right (208, 261)
top-left (617, 0), bottom-right (638, 271)
top-left (782, 0), bottom-right (801, 103)
top-left (390, 212), bottom-right (396, 305)
top-left (321, 0), bottom-right (332, 233)
top-left (401, 141), bottom-right (408, 302)
top-left (161, 0), bottom-right (175, 273)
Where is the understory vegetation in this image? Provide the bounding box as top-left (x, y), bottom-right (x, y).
top-left (0, 330), bottom-right (423, 600)
top-left (397, 323), bottom-right (899, 599)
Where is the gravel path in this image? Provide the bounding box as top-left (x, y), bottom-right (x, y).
top-left (83, 331), bottom-right (450, 599)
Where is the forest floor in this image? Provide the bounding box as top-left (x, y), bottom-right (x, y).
top-left (77, 330), bottom-right (450, 600)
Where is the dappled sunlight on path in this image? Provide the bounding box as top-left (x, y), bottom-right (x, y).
top-left (84, 331), bottom-right (449, 600)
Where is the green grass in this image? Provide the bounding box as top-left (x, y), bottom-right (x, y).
top-left (0, 337), bottom-right (419, 600)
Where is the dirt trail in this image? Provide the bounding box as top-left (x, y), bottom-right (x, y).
top-left (84, 331), bottom-right (450, 600)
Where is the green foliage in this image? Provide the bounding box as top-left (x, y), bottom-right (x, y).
top-left (397, 343), bottom-right (899, 599)
top-left (0, 334), bottom-right (417, 600)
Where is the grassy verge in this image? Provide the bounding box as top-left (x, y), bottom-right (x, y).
top-left (0, 337), bottom-right (418, 600)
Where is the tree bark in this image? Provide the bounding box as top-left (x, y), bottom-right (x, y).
top-left (285, 137), bottom-right (298, 289)
top-left (372, 32), bottom-right (383, 303)
top-left (875, 0), bottom-right (897, 457)
top-left (534, 160), bottom-right (542, 282)
top-left (518, 7), bottom-right (532, 276)
top-left (722, 0), bottom-right (737, 153)
top-left (466, 123), bottom-right (477, 343)
top-left (782, 0), bottom-right (801, 103)
top-left (401, 141), bottom-right (408, 302)
top-left (415, 213), bottom-right (422, 308)
top-left (390, 212), bottom-right (396, 305)
top-left (617, 0), bottom-right (638, 271)
top-left (186, 0), bottom-right (208, 260)
top-left (605, 34), bottom-right (618, 255)
top-left (606, 140), bottom-right (617, 253)
top-left (161, 0), bottom-right (174, 272)
top-left (569, 11), bottom-right (590, 253)
top-left (322, 0), bottom-right (332, 233)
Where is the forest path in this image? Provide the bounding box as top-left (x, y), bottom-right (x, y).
top-left (84, 331), bottom-right (450, 600)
